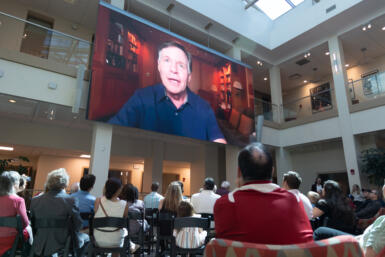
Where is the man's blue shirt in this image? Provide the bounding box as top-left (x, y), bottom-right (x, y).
top-left (71, 190), bottom-right (96, 227)
top-left (108, 84), bottom-right (224, 141)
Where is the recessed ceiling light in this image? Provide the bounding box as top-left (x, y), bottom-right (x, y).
top-left (8, 99), bottom-right (16, 103)
top-left (345, 64), bottom-right (349, 67)
top-left (325, 52), bottom-right (330, 56)
top-left (264, 77), bottom-right (268, 81)
top-left (367, 24), bottom-right (372, 29)
top-left (362, 26), bottom-right (367, 31)
top-left (80, 154), bottom-right (91, 158)
top-left (304, 80), bottom-right (308, 83)
top-left (0, 146), bottom-right (14, 151)
top-left (382, 26), bottom-right (385, 31)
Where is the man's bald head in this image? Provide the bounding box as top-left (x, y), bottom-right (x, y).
top-left (238, 143), bottom-right (273, 182)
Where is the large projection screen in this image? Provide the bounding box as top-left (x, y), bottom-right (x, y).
top-left (87, 2), bottom-right (255, 146)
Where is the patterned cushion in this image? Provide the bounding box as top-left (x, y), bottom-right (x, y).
top-left (204, 236), bottom-right (363, 257)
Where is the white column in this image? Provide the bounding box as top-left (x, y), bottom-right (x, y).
top-left (143, 141), bottom-right (164, 193)
top-left (328, 36), bottom-right (361, 189)
top-left (225, 46), bottom-right (242, 189)
top-left (275, 147), bottom-right (292, 186)
top-left (89, 123), bottom-right (113, 197)
top-left (269, 66), bottom-right (283, 123)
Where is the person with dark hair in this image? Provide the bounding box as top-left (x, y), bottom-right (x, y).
top-left (214, 143), bottom-right (313, 244)
top-left (144, 181), bottom-right (164, 209)
top-left (173, 201), bottom-right (207, 248)
top-left (355, 189), bottom-right (382, 219)
top-left (282, 171), bottom-right (313, 219)
top-left (93, 178), bottom-right (139, 253)
top-left (120, 183), bottom-right (149, 236)
top-left (71, 174), bottom-right (96, 228)
top-left (216, 181), bottom-right (231, 196)
top-left (191, 177), bottom-right (220, 214)
top-left (109, 41), bottom-right (226, 143)
top-left (311, 177), bottom-right (323, 194)
top-left (312, 180), bottom-right (356, 235)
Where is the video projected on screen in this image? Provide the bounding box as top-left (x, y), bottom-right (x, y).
top-left (87, 2), bottom-right (255, 146)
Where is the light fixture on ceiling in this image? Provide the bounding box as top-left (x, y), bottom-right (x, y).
top-left (345, 64), bottom-right (350, 67)
top-left (382, 26), bottom-right (385, 31)
top-left (0, 146), bottom-right (14, 151)
top-left (256, 60), bottom-right (263, 66)
top-left (304, 52), bottom-right (311, 58)
top-left (264, 77), bottom-right (268, 81)
top-left (304, 80), bottom-right (308, 83)
top-left (362, 23), bottom-right (372, 31)
top-left (23, 33), bottom-right (27, 39)
top-left (80, 154), bottom-right (90, 158)
top-left (8, 99), bottom-right (16, 103)
top-left (325, 51), bottom-right (330, 56)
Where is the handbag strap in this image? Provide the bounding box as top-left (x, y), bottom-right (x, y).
top-left (99, 200), bottom-right (109, 217)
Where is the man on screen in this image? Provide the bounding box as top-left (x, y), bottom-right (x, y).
top-left (109, 41), bottom-right (227, 144)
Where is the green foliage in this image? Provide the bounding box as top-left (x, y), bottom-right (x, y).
top-left (0, 156), bottom-right (30, 175)
top-left (361, 148), bottom-right (385, 187)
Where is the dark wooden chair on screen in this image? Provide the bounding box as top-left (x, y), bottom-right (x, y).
top-left (0, 215), bottom-right (24, 257)
top-left (87, 216), bottom-right (131, 257)
top-left (155, 212), bottom-right (175, 257)
top-left (171, 217), bottom-right (210, 257)
top-left (144, 208), bottom-right (159, 253)
top-left (29, 217), bottom-right (76, 257)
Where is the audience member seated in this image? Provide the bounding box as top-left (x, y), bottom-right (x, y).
top-left (70, 182), bottom-right (80, 194)
top-left (311, 177), bottom-right (323, 194)
top-left (312, 180), bottom-right (356, 234)
top-left (356, 189), bottom-right (382, 219)
top-left (191, 177), bottom-right (220, 214)
top-left (173, 201), bottom-right (207, 248)
top-left (120, 183), bottom-right (149, 236)
top-left (159, 181), bottom-right (183, 216)
top-left (71, 174), bottom-right (96, 228)
top-left (349, 184), bottom-right (365, 206)
top-left (282, 171), bottom-right (313, 220)
top-left (214, 143), bottom-right (313, 245)
top-left (30, 168), bottom-right (88, 256)
top-left (143, 181), bottom-right (164, 209)
top-left (216, 181), bottom-right (230, 196)
top-left (0, 171), bottom-right (30, 256)
top-left (94, 178), bottom-right (138, 253)
top-left (307, 191), bottom-right (320, 208)
top-left (176, 181), bottom-right (189, 200)
top-left (356, 189), bottom-right (371, 212)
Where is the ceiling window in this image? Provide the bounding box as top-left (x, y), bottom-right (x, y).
top-left (245, 0), bottom-right (305, 20)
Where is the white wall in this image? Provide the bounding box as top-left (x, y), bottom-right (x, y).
top-left (351, 105), bottom-right (385, 135)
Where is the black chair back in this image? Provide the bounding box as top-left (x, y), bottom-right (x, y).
top-left (88, 217), bottom-right (130, 257)
top-left (0, 215), bottom-right (23, 257)
top-left (144, 208), bottom-right (158, 253)
top-left (155, 211), bottom-right (175, 256)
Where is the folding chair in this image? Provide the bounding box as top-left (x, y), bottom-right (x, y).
top-left (199, 213), bottom-right (215, 243)
top-left (172, 217), bottom-right (210, 257)
top-left (127, 210), bottom-right (145, 256)
top-left (155, 212), bottom-right (175, 257)
top-left (87, 217), bottom-right (130, 257)
top-left (0, 215), bottom-right (24, 257)
top-left (144, 208), bottom-right (158, 253)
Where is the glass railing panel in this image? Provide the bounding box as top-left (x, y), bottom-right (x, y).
top-left (0, 11), bottom-right (92, 70)
top-left (254, 98), bottom-right (279, 123)
top-left (349, 71), bottom-right (385, 105)
top-left (282, 88), bottom-right (334, 122)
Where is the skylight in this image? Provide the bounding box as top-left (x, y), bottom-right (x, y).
top-left (247, 0), bottom-right (305, 20)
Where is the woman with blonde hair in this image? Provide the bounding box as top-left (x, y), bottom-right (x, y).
top-left (158, 181), bottom-right (183, 215)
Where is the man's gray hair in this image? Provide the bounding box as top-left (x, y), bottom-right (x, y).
top-left (2, 171), bottom-right (20, 190)
top-left (0, 173), bottom-right (14, 196)
top-left (45, 168), bottom-right (70, 191)
top-left (221, 181), bottom-right (230, 188)
top-left (157, 41), bottom-right (192, 74)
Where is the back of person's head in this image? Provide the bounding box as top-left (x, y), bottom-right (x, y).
top-left (203, 177), bottom-right (215, 190)
top-left (120, 183), bottom-right (139, 203)
top-left (307, 191), bottom-right (320, 204)
top-left (151, 182), bottom-right (160, 192)
top-left (104, 178), bottom-right (122, 200)
top-left (70, 182), bottom-right (79, 194)
top-left (221, 181), bottom-right (230, 189)
top-left (177, 201), bottom-right (194, 217)
top-left (352, 184), bottom-right (360, 193)
top-left (80, 174), bottom-right (96, 191)
top-left (283, 171), bottom-right (302, 190)
top-left (0, 173), bottom-right (13, 196)
top-left (323, 180), bottom-right (355, 225)
top-left (46, 168), bottom-right (69, 191)
top-left (2, 171), bottom-right (20, 189)
top-left (176, 181), bottom-right (184, 194)
top-left (163, 181), bottom-right (183, 213)
top-left (238, 143), bottom-right (273, 181)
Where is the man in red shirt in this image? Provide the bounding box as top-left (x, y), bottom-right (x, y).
top-left (214, 143), bottom-right (313, 245)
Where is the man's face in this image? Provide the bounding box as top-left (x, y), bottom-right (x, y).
top-left (158, 46), bottom-right (191, 96)
top-left (369, 190), bottom-right (378, 200)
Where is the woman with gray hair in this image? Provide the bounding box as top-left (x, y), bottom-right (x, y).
top-left (30, 168), bottom-right (88, 256)
top-left (0, 171), bottom-right (30, 256)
